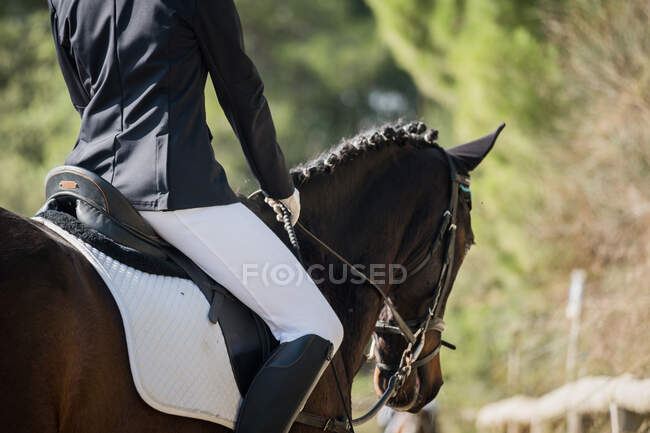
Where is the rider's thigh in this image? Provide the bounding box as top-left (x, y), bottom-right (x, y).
top-left (140, 203), bottom-right (343, 351)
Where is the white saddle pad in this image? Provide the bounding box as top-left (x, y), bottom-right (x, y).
top-left (35, 217), bottom-right (242, 428)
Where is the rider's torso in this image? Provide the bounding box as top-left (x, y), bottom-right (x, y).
top-left (49, 0), bottom-right (237, 211)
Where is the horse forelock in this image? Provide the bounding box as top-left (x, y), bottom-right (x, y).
top-left (290, 121), bottom-right (441, 186)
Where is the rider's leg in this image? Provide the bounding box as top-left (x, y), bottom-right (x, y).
top-left (140, 203), bottom-right (343, 433)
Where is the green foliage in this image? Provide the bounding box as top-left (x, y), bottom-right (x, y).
top-left (364, 0), bottom-right (567, 407)
top-left (365, 1), bottom-right (649, 432)
top-left (366, 0), bottom-right (564, 131)
top-left (206, 0), bottom-right (419, 194)
top-left (0, 10), bottom-right (80, 214)
top-left (364, 1), bottom-right (566, 313)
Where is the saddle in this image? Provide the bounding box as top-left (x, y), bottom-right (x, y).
top-left (36, 165), bottom-right (277, 395)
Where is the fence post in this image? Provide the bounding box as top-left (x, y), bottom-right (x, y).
top-left (507, 330), bottom-right (521, 392)
top-left (565, 269), bottom-right (586, 381)
top-left (611, 405), bottom-right (644, 433)
top-left (610, 403), bottom-right (620, 433)
top-left (567, 411), bottom-right (582, 433)
top-left (565, 270), bottom-right (586, 433)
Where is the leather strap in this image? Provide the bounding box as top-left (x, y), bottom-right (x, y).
top-left (296, 221), bottom-right (418, 344)
top-left (163, 247), bottom-right (232, 324)
top-left (295, 413), bottom-right (350, 433)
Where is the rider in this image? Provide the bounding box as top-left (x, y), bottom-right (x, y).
top-left (47, 0), bottom-right (344, 431)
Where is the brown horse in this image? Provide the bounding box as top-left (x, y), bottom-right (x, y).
top-left (0, 122), bottom-right (498, 432)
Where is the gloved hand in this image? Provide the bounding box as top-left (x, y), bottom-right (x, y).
top-left (265, 188), bottom-right (301, 226)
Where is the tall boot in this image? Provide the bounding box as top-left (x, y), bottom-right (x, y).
top-left (235, 334), bottom-right (333, 433)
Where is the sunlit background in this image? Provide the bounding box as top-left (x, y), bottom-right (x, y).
top-left (1, 1), bottom-right (648, 432)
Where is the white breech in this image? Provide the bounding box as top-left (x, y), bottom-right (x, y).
top-left (140, 203), bottom-right (343, 353)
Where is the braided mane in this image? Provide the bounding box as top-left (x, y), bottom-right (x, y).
top-left (291, 121), bottom-right (440, 186)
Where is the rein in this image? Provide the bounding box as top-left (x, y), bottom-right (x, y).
top-left (274, 147), bottom-right (469, 432)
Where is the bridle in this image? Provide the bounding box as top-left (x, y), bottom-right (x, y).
top-left (372, 148), bottom-right (467, 374)
top-left (275, 145), bottom-right (470, 433)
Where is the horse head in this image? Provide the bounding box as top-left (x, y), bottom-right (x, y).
top-left (372, 124), bottom-right (505, 412)
top-left (248, 121), bottom-right (504, 423)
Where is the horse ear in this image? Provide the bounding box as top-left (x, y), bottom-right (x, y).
top-left (447, 123), bottom-right (505, 173)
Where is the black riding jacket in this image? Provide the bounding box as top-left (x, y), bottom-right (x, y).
top-left (48, 0), bottom-right (294, 210)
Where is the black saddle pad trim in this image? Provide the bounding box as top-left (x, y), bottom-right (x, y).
top-left (38, 209), bottom-right (188, 278)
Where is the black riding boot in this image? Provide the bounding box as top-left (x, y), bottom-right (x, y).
top-left (235, 334), bottom-right (333, 433)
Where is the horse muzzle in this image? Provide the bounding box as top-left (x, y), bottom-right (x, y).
top-left (373, 360), bottom-right (444, 413)
top-left (373, 366), bottom-right (419, 412)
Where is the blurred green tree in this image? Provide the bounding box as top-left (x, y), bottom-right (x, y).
top-left (365, 0), bottom-right (564, 133)
top-left (0, 10), bottom-right (80, 213)
top-left (364, 0), bottom-right (568, 415)
top-left (207, 0), bottom-right (420, 193)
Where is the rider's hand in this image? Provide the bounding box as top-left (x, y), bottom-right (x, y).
top-left (265, 188), bottom-right (300, 226)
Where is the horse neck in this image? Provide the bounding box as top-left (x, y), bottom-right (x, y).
top-left (297, 146), bottom-right (413, 384)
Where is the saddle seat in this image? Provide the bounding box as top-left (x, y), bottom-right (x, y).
top-left (40, 166), bottom-right (169, 258)
top-left (37, 165), bottom-right (277, 396)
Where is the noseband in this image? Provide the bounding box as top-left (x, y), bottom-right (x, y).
top-left (275, 145), bottom-right (469, 433)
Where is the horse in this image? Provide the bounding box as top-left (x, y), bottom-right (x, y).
top-left (0, 121), bottom-right (500, 432)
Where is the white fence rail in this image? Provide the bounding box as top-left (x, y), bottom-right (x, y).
top-left (476, 375), bottom-right (650, 433)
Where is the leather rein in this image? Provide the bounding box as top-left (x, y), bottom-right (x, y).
top-left (275, 146), bottom-right (468, 433)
